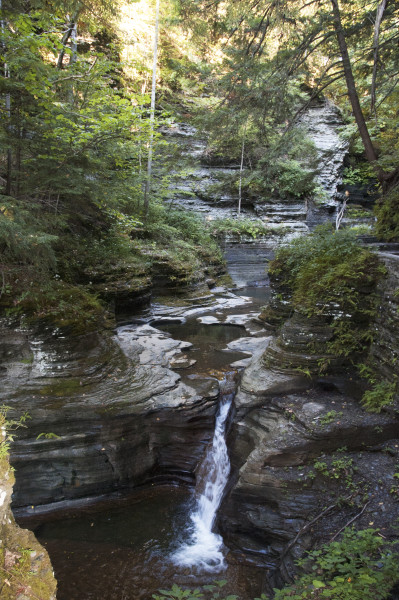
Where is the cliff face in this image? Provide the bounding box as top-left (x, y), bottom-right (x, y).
top-left (370, 254), bottom-right (399, 384)
top-left (220, 253), bottom-right (399, 589)
top-left (0, 323), bottom-right (220, 512)
top-left (0, 426), bottom-right (57, 599)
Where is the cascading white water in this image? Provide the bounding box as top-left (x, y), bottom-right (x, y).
top-left (172, 379), bottom-right (234, 572)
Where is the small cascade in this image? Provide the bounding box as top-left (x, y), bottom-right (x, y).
top-left (171, 374), bottom-right (235, 572)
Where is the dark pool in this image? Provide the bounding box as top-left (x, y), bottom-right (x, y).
top-left (21, 288), bottom-right (270, 599)
top-left (33, 486), bottom-right (263, 600)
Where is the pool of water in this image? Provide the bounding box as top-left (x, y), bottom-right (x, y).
top-left (153, 286), bottom-right (269, 376)
top-left (21, 287), bottom-right (270, 599)
top-left (33, 486), bottom-right (263, 600)
top-left (155, 320), bottom-right (247, 374)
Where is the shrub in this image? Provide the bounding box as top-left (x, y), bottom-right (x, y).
top-left (361, 380), bottom-right (397, 413)
top-left (269, 528), bottom-right (399, 600)
top-left (209, 217), bottom-right (280, 239)
top-left (269, 225), bottom-right (385, 359)
top-left (374, 184), bottom-right (399, 241)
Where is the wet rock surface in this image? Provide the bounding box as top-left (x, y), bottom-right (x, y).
top-left (0, 436), bottom-right (57, 599)
top-left (1, 290), bottom-right (268, 514)
top-left (221, 374), bottom-right (399, 585)
top-left (1, 320), bottom-right (219, 510)
top-left (219, 253), bottom-right (399, 587)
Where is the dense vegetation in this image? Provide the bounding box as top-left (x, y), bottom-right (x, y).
top-left (268, 226), bottom-right (399, 410)
top-left (269, 226), bottom-right (384, 361)
top-left (1, 0), bottom-right (399, 332)
top-left (154, 529), bottom-right (399, 600)
top-left (172, 0), bottom-right (399, 222)
top-left (0, 0), bottom-right (225, 330)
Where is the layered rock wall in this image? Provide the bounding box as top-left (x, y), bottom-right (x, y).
top-left (1, 323), bottom-right (219, 512)
top-left (220, 253), bottom-right (399, 587)
top-left (0, 429), bottom-right (57, 599)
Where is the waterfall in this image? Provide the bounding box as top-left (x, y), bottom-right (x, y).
top-left (171, 375), bottom-right (234, 572)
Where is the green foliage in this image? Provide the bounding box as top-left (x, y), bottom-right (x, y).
top-left (269, 226), bottom-right (384, 360)
top-left (0, 4), bottom-right (228, 327)
top-left (374, 185), bottom-right (399, 242)
top-left (361, 381), bottom-right (397, 413)
top-left (271, 528), bottom-right (399, 600)
top-left (390, 472), bottom-right (399, 498)
top-left (141, 205), bottom-right (224, 279)
top-left (36, 432), bottom-right (60, 440)
top-left (341, 165), bottom-right (374, 186)
top-left (358, 363), bottom-right (398, 413)
top-left (209, 217), bottom-right (281, 240)
top-left (0, 199), bottom-right (58, 288)
top-left (0, 406), bottom-right (30, 461)
top-left (153, 581), bottom-right (236, 600)
top-left (319, 410), bottom-right (343, 426)
top-left (252, 130), bottom-right (318, 199)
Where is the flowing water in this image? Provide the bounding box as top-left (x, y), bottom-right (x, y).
top-left (19, 288), bottom-right (268, 599)
top-left (172, 374), bottom-right (235, 572)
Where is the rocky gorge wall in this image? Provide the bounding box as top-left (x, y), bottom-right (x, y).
top-left (1, 321), bottom-right (221, 512)
top-left (0, 430), bottom-right (57, 599)
top-left (219, 253), bottom-right (399, 590)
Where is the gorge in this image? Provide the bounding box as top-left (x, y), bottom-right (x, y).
top-left (1, 102), bottom-right (399, 600)
top-left (1, 1), bottom-right (399, 599)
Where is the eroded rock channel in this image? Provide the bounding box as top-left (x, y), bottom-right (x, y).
top-left (2, 287), bottom-right (270, 599)
top-left (2, 103), bottom-right (399, 599)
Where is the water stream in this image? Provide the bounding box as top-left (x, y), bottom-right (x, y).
top-left (172, 373), bottom-right (234, 572)
top-left (24, 288), bottom-right (268, 600)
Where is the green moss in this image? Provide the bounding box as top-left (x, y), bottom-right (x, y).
top-left (269, 225), bottom-right (385, 362)
top-left (374, 184), bottom-right (399, 241)
top-left (39, 378), bottom-right (84, 398)
top-left (1, 414), bottom-right (56, 600)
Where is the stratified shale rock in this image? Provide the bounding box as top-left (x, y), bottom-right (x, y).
top-left (221, 379), bottom-right (399, 585)
top-left (0, 321), bottom-right (219, 512)
top-left (220, 252), bottom-right (399, 588)
top-left (0, 435), bottom-right (57, 599)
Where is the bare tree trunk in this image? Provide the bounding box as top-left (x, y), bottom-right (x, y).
top-left (66, 20), bottom-right (78, 104)
top-left (371, 0), bottom-right (387, 120)
top-left (69, 20), bottom-right (78, 66)
top-left (238, 134), bottom-right (245, 216)
top-left (1, 0), bottom-right (12, 196)
top-left (143, 0), bottom-right (160, 219)
top-left (336, 191), bottom-right (349, 230)
top-left (330, 0), bottom-right (381, 176)
top-left (57, 10), bottom-right (80, 69)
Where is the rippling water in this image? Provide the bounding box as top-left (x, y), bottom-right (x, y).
top-left (34, 487), bottom-right (263, 600)
top-left (172, 381), bottom-right (233, 572)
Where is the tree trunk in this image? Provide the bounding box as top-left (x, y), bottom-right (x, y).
top-left (1, 0), bottom-right (12, 196)
top-left (69, 20), bottom-right (78, 66)
top-left (330, 0), bottom-right (382, 177)
top-left (370, 0), bottom-right (387, 119)
top-left (238, 135), bottom-right (245, 216)
top-left (143, 0), bottom-right (160, 219)
top-left (57, 9), bottom-right (80, 69)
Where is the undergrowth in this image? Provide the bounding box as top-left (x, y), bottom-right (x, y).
top-left (269, 225), bottom-right (385, 360)
top-left (0, 202), bottom-right (224, 331)
top-left (154, 529), bottom-right (399, 600)
top-left (374, 184), bottom-right (399, 241)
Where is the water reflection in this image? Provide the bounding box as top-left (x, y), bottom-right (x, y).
top-left (34, 487), bottom-right (262, 600)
